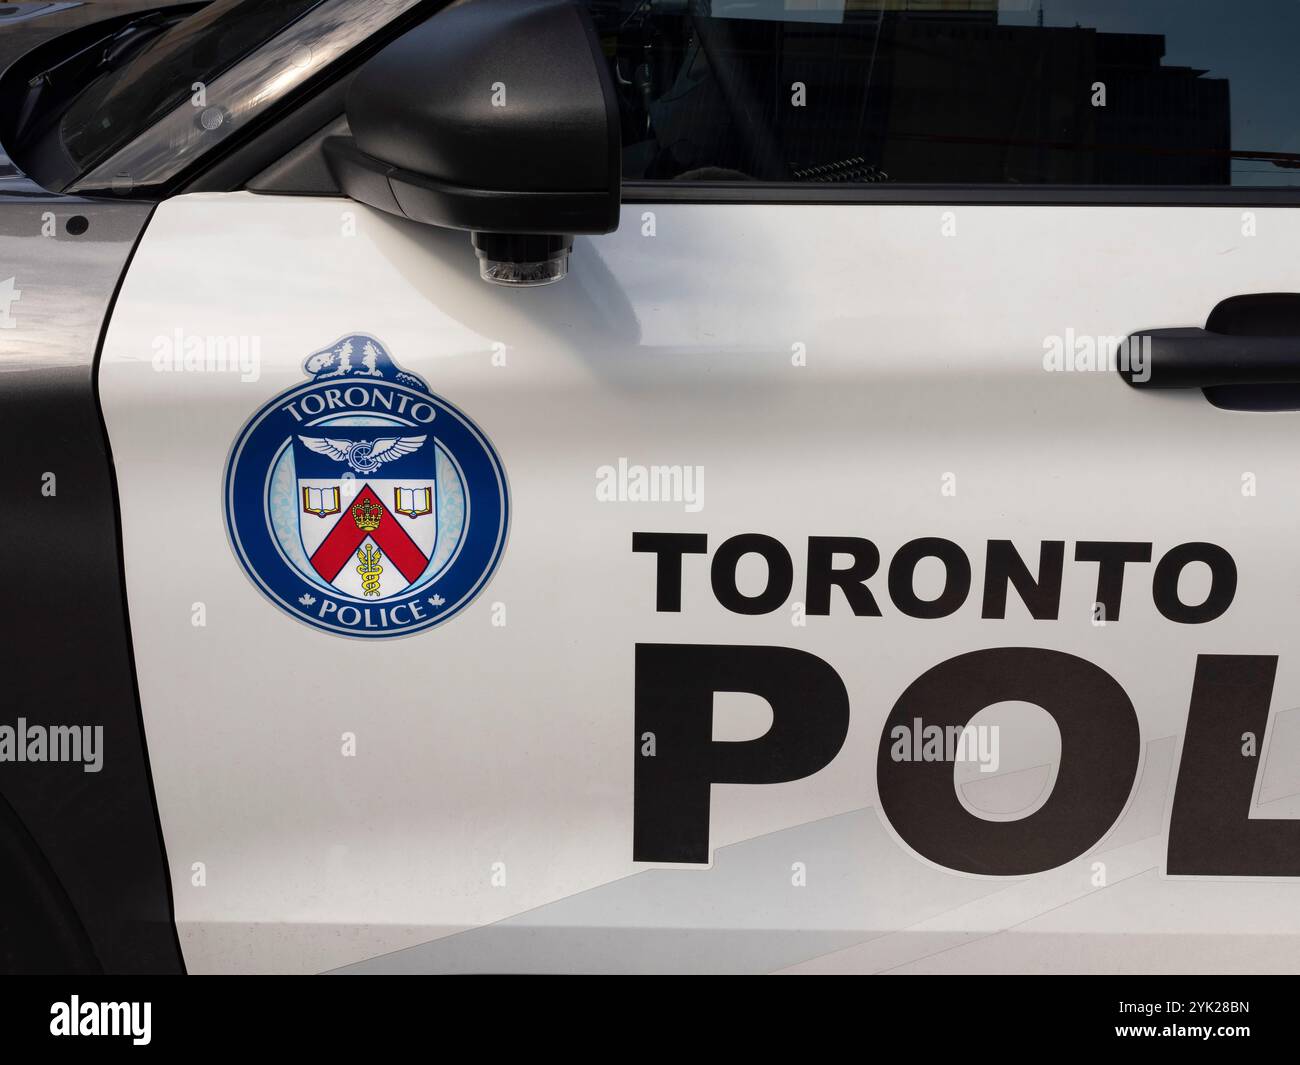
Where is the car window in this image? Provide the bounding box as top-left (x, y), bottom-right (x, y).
top-left (586, 0), bottom-right (1300, 186)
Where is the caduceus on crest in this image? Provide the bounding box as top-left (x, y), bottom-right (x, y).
top-left (356, 544), bottom-right (383, 596)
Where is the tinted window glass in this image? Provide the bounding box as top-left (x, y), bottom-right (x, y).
top-left (587, 0), bottom-right (1300, 186)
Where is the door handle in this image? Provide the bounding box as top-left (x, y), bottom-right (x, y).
top-left (1120, 328), bottom-right (1300, 389)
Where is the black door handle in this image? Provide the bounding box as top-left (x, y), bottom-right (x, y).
top-left (1120, 328), bottom-right (1300, 388)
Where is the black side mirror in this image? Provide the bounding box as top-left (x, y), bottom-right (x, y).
top-left (324, 0), bottom-right (621, 286)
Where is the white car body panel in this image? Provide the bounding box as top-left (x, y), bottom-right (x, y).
top-left (99, 191), bottom-right (1300, 973)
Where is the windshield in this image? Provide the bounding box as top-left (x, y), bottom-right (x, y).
top-left (59, 0), bottom-right (324, 172)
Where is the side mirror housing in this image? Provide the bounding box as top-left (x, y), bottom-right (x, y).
top-left (325, 0), bottom-right (621, 285)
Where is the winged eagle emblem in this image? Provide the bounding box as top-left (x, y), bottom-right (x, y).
top-left (298, 434), bottom-right (428, 475)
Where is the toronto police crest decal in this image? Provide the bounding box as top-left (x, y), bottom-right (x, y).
top-left (224, 334), bottom-right (509, 638)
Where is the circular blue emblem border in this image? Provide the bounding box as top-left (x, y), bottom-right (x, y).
top-left (224, 372), bottom-right (509, 640)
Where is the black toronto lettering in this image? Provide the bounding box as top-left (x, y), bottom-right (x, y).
top-left (634, 533), bottom-right (1236, 622)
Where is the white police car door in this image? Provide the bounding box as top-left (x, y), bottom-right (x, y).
top-left (98, 0), bottom-right (1300, 973)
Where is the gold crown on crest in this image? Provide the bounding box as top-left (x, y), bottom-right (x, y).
top-left (352, 498), bottom-right (382, 531)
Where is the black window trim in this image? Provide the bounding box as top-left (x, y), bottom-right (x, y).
top-left (620, 181), bottom-right (1300, 207)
